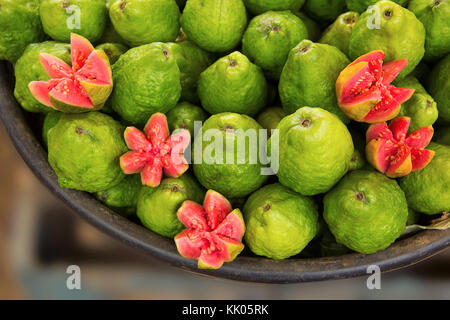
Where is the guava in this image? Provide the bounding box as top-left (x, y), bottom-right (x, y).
top-left (120, 113), bottom-right (191, 187)
top-left (324, 170), bottom-right (408, 254)
top-left (365, 116), bottom-right (435, 178)
top-left (29, 34), bottom-right (113, 113)
top-left (279, 40), bottom-right (350, 123)
top-left (408, 0), bottom-right (450, 61)
top-left (14, 42), bottom-right (71, 113)
top-left (349, 0), bottom-right (426, 78)
top-left (336, 50), bottom-right (415, 123)
top-left (435, 126), bottom-right (450, 145)
top-left (243, 183), bottom-right (318, 260)
top-left (394, 76), bottom-right (438, 131)
top-left (181, 0), bottom-right (247, 53)
top-left (42, 111), bottom-right (63, 147)
top-left (137, 174), bottom-right (204, 238)
top-left (47, 112), bottom-right (127, 192)
top-left (319, 11), bottom-right (359, 57)
top-left (257, 107), bottom-right (286, 133)
top-left (271, 107), bottom-right (354, 196)
top-left (95, 43), bottom-right (128, 65)
top-left (198, 52), bottom-right (268, 116)
top-left (109, 0), bottom-right (180, 47)
top-left (243, 0), bottom-right (306, 15)
top-left (346, 0), bottom-right (408, 13)
top-left (400, 143), bottom-right (450, 214)
top-left (304, 0), bottom-right (347, 21)
top-left (39, 0), bottom-right (108, 43)
top-left (111, 42), bottom-right (181, 125)
top-left (193, 113), bottom-right (269, 199)
top-left (242, 11), bottom-right (309, 79)
top-left (96, 174), bottom-right (142, 216)
top-left (175, 40), bottom-right (214, 104)
top-left (0, 0), bottom-right (45, 63)
top-left (427, 54), bottom-right (450, 123)
top-left (175, 190), bottom-right (245, 269)
top-left (166, 102), bottom-right (208, 138)
top-left (348, 128), bottom-right (366, 171)
top-left (294, 11), bottom-right (321, 41)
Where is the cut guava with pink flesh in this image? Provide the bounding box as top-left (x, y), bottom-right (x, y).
top-left (365, 116), bottom-right (435, 178)
top-left (28, 33), bottom-right (112, 113)
top-left (120, 113), bottom-right (190, 187)
top-left (174, 190), bottom-right (245, 270)
top-left (336, 50), bottom-right (415, 123)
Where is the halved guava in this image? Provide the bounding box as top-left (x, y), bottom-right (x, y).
top-left (28, 33), bottom-right (112, 113)
top-left (174, 190), bottom-right (245, 269)
top-left (365, 116), bottom-right (435, 178)
top-left (336, 50), bottom-right (415, 123)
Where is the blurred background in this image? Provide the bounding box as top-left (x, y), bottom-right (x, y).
top-left (0, 121), bottom-right (449, 300)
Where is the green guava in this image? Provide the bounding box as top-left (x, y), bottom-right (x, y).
top-left (324, 170), bottom-right (408, 254)
top-left (42, 111), bottom-right (63, 147)
top-left (346, 0), bottom-right (408, 13)
top-left (427, 54), bottom-right (450, 123)
top-left (399, 143), bottom-right (450, 215)
top-left (257, 107), bottom-right (286, 133)
top-left (181, 0), bottom-right (247, 53)
top-left (243, 183), bottom-right (319, 260)
top-left (394, 76), bottom-right (438, 131)
top-left (47, 112), bottom-right (127, 192)
top-left (348, 128), bottom-right (366, 171)
top-left (198, 52), bottom-right (268, 116)
top-left (294, 11), bottom-right (321, 41)
top-left (166, 102), bottom-right (208, 138)
top-left (243, 0), bottom-right (306, 15)
top-left (272, 107), bottom-right (354, 196)
top-left (95, 43), bottom-right (128, 65)
top-left (242, 10), bottom-right (308, 79)
top-left (97, 18), bottom-right (127, 45)
top-left (349, 0), bottom-right (426, 78)
top-left (40, 0), bottom-right (108, 43)
top-left (319, 11), bottom-right (360, 57)
top-left (109, 0), bottom-right (180, 47)
top-left (304, 0), bottom-right (347, 21)
top-left (193, 113), bottom-right (269, 199)
top-left (279, 40), bottom-right (350, 123)
top-left (408, 0), bottom-right (450, 61)
top-left (0, 0), bottom-right (45, 63)
top-left (111, 42), bottom-right (181, 125)
top-left (136, 174), bottom-right (204, 238)
top-left (96, 174), bottom-right (142, 216)
top-left (14, 41), bottom-right (71, 113)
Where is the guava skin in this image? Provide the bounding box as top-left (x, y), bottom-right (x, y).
top-left (399, 143), bottom-right (450, 215)
top-left (109, 0), bottom-right (180, 47)
top-left (47, 112), bottom-right (127, 193)
top-left (0, 0), bottom-right (45, 63)
top-left (243, 0), bottom-right (306, 15)
top-left (193, 113), bottom-right (269, 199)
top-left (95, 43), bottom-right (128, 65)
top-left (304, 0), bottom-right (347, 22)
top-left (349, 1), bottom-right (426, 78)
top-left (39, 0), bottom-right (108, 43)
top-left (294, 11), bottom-right (321, 41)
top-left (324, 170), bottom-right (408, 254)
top-left (96, 174), bottom-right (142, 216)
top-left (272, 107), bottom-right (354, 196)
top-left (427, 54), bottom-right (450, 123)
top-left (198, 52), bottom-right (268, 116)
top-left (319, 11), bottom-right (359, 57)
top-left (242, 11), bottom-right (309, 80)
top-left (279, 40), bottom-right (350, 123)
top-left (136, 174), bottom-right (204, 238)
top-left (166, 102), bottom-right (209, 138)
top-left (14, 41), bottom-right (71, 113)
top-left (42, 111), bottom-right (63, 147)
top-left (408, 0), bottom-right (450, 61)
top-left (257, 107), bottom-right (286, 133)
top-left (243, 183), bottom-right (319, 260)
top-left (346, 0), bottom-right (408, 13)
top-left (181, 0), bottom-right (247, 53)
top-left (111, 42), bottom-right (182, 125)
top-left (394, 76), bottom-right (438, 132)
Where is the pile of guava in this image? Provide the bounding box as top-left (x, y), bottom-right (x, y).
top-left (2, 0), bottom-right (449, 269)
